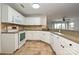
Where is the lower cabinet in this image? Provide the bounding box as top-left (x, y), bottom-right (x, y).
top-left (26, 31), bottom-right (51, 44)
top-left (40, 31), bottom-right (50, 44)
top-left (50, 33), bottom-right (79, 55)
top-left (1, 33), bottom-right (19, 54)
top-left (26, 31), bottom-right (41, 40)
top-left (24, 31), bottom-right (79, 55)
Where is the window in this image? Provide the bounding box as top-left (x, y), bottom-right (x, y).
top-left (69, 22), bottom-right (74, 30)
top-left (61, 23), bottom-right (65, 29)
top-left (52, 22), bottom-right (68, 30)
top-left (54, 23), bottom-right (61, 29)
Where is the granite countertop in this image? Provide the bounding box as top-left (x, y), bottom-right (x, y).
top-left (1, 32), bottom-right (19, 34)
top-left (1, 30), bottom-right (26, 34)
top-left (1, 30), bottom-right (79, 44)
top-left (52, 32), bottom-right (79, 44)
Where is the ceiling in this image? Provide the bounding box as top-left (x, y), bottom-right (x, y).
top-left (8, 3), bottom-right (79, 20)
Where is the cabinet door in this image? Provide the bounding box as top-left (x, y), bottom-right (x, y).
top-left (8, 6), bottom-right (14, 23)
top-left (2, 5), bottom-right (15, 23)
top-left (25, 17), bottom-right (30, 25)
top-left (51, 34), bottom-right (65, 55)
top-left (13, 10), bottom-right (21, 24)
top-left (25, 17), bottom-right (41, 25)
top-left (40, 32), bottom-right (45, 41)
top-left (33, 17), bottom-right (40, 25)
top-left (18, 13), bottom-right (25, 24)
top-left (50, 33), bottom-right (55, 44)
top-left (2, 5), bottom-right (8, 22)
top-left (1, 34), bottom-right (17, 53)
top-left (21, 15), bottom-right (25, 25)
top-left (26, 31), bottom-right (41, 40)
top-left (59, 37), bottom-right (79, 55)
top-left (26, 31), bottom-right (32, 40)
top-left (14, 34), bottom-right (19, 50)
top-left (63, 38), bottom-right (79, 55)
top-left (64, 47), bottom-right (79, 55)
top-left (40, 32), bottom-right (49, 43)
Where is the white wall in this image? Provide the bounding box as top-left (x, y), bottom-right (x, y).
top-left (69, 17), bottom-right (79, 31)
top-left (0, 3), bottom-right (1, 53)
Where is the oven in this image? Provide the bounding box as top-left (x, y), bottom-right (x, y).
top-left (18, 31), bottom-right (25, 48)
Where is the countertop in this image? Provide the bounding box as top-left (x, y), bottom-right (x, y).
top-left (50, 31), bottom-right (79, 44)
top-left (1, 30), bottom-right (26, 34)
top-left (1, 30), bottom-right (79, 44)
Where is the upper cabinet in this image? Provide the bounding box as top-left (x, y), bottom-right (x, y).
top-left (13, 9), bottom-right (25, 25)
top-left (25, 16), bottom-right (47, 26)
top-left (25, 17), bottom-right (41, 25)
top-left (1, 4), bottom-right (25, 25)
top-left (40, 16), bottom-right (47, 26)
top-left (1, 4), bottom-right (13, 23)
top-left (1, 4), bottom-right (47, 26)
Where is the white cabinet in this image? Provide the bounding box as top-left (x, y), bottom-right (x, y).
top-left (26, 31), bottom-right (41, 40)
top-left (21, 15), bottom-right (25, 25)
top-left (22, 31), bottom-right (79, 55)
top-left (40, 16), bottom-right (47, 26)
top-left (14, 11), bottom-right (25, 25)
top-left (40, 31), bottom-right (50, 44)
top-left (2, 4), bottom-right (14, 23)
top-left (25, 31), bottom-right (79, 55)
top-left (26, 31), bottom-right (50, 44)
top-left (1, 33), bottom-right (19, 54)
top-left (61, 37), bottom-right (79, 55)
top-left (25, 16), bottom-right (47, 26)
top-left (50, 34), bottom-right (64, 55)
top-left (25, 17), bottom-right (41, 25)
top-left (50, 33), bottom-right (79, 55)
top-left (1, 4), bottom-right (25, 25)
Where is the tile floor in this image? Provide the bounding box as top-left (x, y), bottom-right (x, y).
top-left (14, 40), bottom-right (55, 55)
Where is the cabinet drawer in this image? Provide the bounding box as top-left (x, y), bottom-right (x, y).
top-left (59, 37), bottom-right (79, 55)
top-left (65, 47), bottom-right (79, 55)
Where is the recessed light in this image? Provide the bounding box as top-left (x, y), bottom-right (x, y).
top-left (32, 3), bottom-right (40, 9)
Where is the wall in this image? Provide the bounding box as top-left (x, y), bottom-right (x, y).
top-left (0, 3), bottom-right (1, 53)
top-left (69, 17), bottom-right (79, 31)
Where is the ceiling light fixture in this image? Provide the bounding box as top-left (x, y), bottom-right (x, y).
top-left (32, 3), bottom-right (40, 9)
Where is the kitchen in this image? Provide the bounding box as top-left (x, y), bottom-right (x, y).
top-left (0, 3), bottom-right (79, 55)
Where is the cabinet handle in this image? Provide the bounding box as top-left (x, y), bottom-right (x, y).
top-left (60, 45), bottom-right (64, 48)
top-left (69, 44), bottom-right (72, 46)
